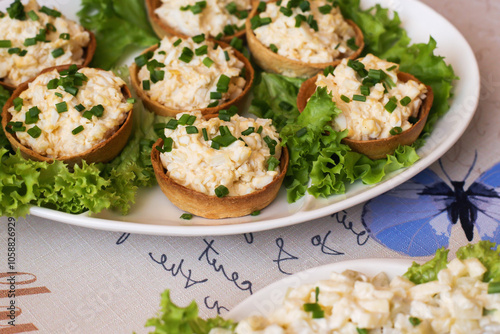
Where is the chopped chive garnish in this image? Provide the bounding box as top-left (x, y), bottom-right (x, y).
top-left (186, 126), bottom-right (199, 134)
top-left (230, 37), bottom-right (243, 51)
top-left (23, 38), bottom-right (36, 46)
top-left (340, 95), bottom-right (350, 103)
top-left (356, 329), bottom-right (368, 334)
top-left (64, 85), bottom-right (78, 96)
top-left (150, 70), bottom-right (165, 83)
top-left (368, 69), bottom-right (385, 81)
top-left (296, 127), bottom-right (307, 137)
top-left (25, 106), bottom-right (40, 124)
top-left (165, 119), bottom-right (178, 130)
top-left (59, 33), bottom-right (70, 40)
top-left (40, 6), bottom-right (61, 17)
top-left (55, 92), bottom-right (63, 98)
top-left (8, 47), bottom-right (20, 54)
top-left (214, 185), bottom-right (229, 198)
top-left (56, 101), bottom-right (68, 113)
top-left (158, 51), bottom-right (166, 55)
top-left (269, 44), bottom-right (278, 53)
top-left (488, 282), bottom-right (500, 294)
top-left (251, 210), bottom-right (261, 216)
top-left (143, 80), bottom-right (151, 90)
top-left (8, 121), bottom-right (25, 132)
top-left (318, 4), bottom-right (332, 14)
top-left (242, 127), bottom-right (254, 136)
top-left (334, 42), bottom-right (340, 50)
top-left (27, 125), bottom-right (41, 138)
top-left (27, 10), bottom-right (39, 21)
top-left (47, 78), bottom-right (59, 89)
top-left (400, 96), bottom-right (412, 106)
top-left (187, 115), bottom-right (197, 125)
top-left (352, 94), bottom-right (366, 102)
top-left (409, 317), bottom-right (421, 326)
top-left (212, 133), bottom-right (237, 147)
top-left (51, 47), bottom-right (64, 58)
top-left (223, 24), bottom-right (235, 36)
top-left (323, 65), bottom-right (335, 76)
top-left (13, 97), bottom-right (23, 111)
top-left (90, 104), bottom-right (104, 117)
top-left (211, 141), bottom-right (220, 149)
top-left (224, 51), bottom-right (230, 61)
top-left (72, 125), bottom-right (84, 135)
top-left (267, 156), bottom-right (280, 171)
top-left (347, 37), bottom-right (359, 51)
top-left (280, 7), bottom-right (293, 17)
top-left (295, 13), bottom-right (306, 27)
top-left (75, 104), bottom-right (85, 112)
top-left (389, 126), bottom-right (403, 135)
top-left (173, 39), bottom-right (182, 47)
top-left (257, 126), bottom-right (263, 134)
top-left (192, 33), bottom-right (205, 43)
top-left (210, 92), bottom-right (222, 99)
top-left (127, 98), bottom-right (136, 104)
top-left (195, 45), bottom-right (208, 56)
top-left (19, 50), bottom-right (27, 57)
top-left (180, 213), bottom-right (193, 220)
top-left (207, 101), bottom-right (219, 108)
top-left (299, 1), bottom-right (310, 12)
top-left (177, 114), bottom-right (191, 125)
top-left (202, 128), bottom-right (208, 141)
top-left (214, 33), bottom-right (223, 40)
top-left (306, 15), bottom-right (318, 31)
top-left (385, 98), bottom-right (397, 112)
top-left (82, 110), bottom-right (93, 120)
top-left (360, 85), bottom-right (370, 96)
top-left (225, 2), bottom-right (237, 14)
top-left (257, 1), bottom-right (266, 12)
top-left (203, 57), bottom-right (214, 68)
top-left (216, 75), bottom-right (230, 93)
top-left (386, 65), bottom-right (397, 71)
top-left (45, 23), bottom-right (56, 32)
top-left (179, 47), bottom-right (194, 63)
top-left (264, 136), bottom-right (277, 154)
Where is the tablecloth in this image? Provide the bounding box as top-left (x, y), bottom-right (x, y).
top-left (1, 0), bottom-right (499, 333)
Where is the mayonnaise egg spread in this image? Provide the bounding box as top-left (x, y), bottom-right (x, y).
top-left (252, 0), bottom-right (356, 63)
top-left (155, 0), bottom-right (251, 38)
top-left (137, 36), bottom-right (246, 110)
top-left (316, 54), bottom-right (428, 140)
top-left (158, 111), bottom-right (282, 197)
top-left (0, 0), bottom-right (90, 86)
top-left (222, 258), bottom-right (500, 334)
top-left (7, 67), bottom-right (132, 159)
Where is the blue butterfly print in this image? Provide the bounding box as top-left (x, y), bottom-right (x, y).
top-left (362, 153), bottom-right (500, 256)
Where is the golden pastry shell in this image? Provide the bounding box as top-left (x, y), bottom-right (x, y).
top-left (296, 71), bottom-right (434, 160)
top-left (130, 40), bottom-right (254, 118)
top-left (151, 138), bottom-right (289, 219)
top-left (1, 65), bottom-right (133, 167)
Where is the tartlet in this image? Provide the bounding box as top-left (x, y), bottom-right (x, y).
top-left (246, 0), bottom-right (364, 78)
top-left (151, 138), bottom-right (289, 219)
top-left (1, 65), bottom-right (133, 167)
top-left (130, 39), bottom-right (254, 118)
top-left (145, 0), bottom-right (248, 43)
top-left (297, 72), bottom-right (434, 160)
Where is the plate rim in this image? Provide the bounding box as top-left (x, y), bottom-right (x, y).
top-left (27, 0), bottom-right (480, 236)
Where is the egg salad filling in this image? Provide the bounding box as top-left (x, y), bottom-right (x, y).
top-left (315, 54), bottom-right (428, 140)
top-left (155, 0), bottom-right (251, 38)
top-left (0, 0), bottom-right (90, 86)
top-left (231, 258), bottom-right (500, 334)
top-left (158, 110), bottom-right (282, 197)
top-left (137, 36), bottom-right (246, 110)
top-left (252, 0), bottom-right (356, 64)
top-left (7, 66), bottom-right (132, 158)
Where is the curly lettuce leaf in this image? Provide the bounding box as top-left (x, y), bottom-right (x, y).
top-left (77, 0), bottom-right (159, 70)
top-left (403, 247), bottom-right (449, 284)
top-left (145, 290), bottom-right (236, 334)
top-left (457, 241), bottom-right (500, 283)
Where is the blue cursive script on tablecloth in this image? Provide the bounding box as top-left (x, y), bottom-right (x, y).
top-left (116, 232), bottom-right (130, 245)
top-left (311, 231), bottom-right (344, 255)
top-left (243, 233), bottom-right (254, 244)
top-left (149, 253), bottom-right (208, 288)
top-left (273, 237), bottom-right (299, 275)
top-left (332, 211), bottom-right (370, 246)
top-left (198, 239), bottom-right (253, 295)
top-left (204, 296), bottom-right (229, 315)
